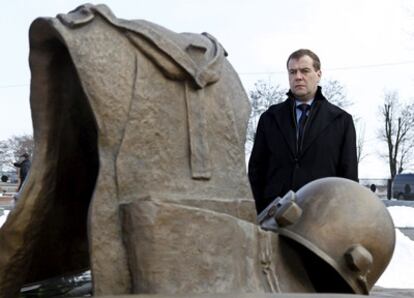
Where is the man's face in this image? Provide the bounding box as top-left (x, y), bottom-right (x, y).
top-left (288, 55), bottom-right (321, 101)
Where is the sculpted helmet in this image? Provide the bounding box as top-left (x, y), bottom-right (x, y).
top-left (258, 177), bottom-right (395, 295)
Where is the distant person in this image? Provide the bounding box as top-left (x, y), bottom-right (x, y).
top-left (248, 49), bottom-right (358, 214)
top-left (370, 184), bottom-right (377, 193)
top-left (13, 153), bottom-right (31, 191)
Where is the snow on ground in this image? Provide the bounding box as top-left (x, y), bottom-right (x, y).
top-left (376, 228), bottom-right (414, 288)
top-left (387, 206), bottom-right (414, 228)
top-left (0, 204), bottom-right (414, 289)
top-left (0, 210), bottom-right (10, 227)
top-left (375, 205), bottom-right (414, 289)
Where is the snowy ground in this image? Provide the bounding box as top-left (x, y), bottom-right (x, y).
top-left (0, 210), bottom-right (10, 227)
top-left (376, 206), bottom-right (414, 289)
top-left (0, 204), bottom-right (413, 289)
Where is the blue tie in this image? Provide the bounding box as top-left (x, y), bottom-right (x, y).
top-left (297, 104), bottom-right (310, 144)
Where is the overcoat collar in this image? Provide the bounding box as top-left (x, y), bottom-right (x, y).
top-left (270, 86), bottom-right (343, 156)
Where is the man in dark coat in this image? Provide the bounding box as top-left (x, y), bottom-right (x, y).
top-left (13, 153), bottom-right (31, 191)
top-left (248, 49), bottom-right (358, 214)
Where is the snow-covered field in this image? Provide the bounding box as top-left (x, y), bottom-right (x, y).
top-left (0, 210), bottom-right (10, 228)
top-left (0, 204), bottom-right (413, 289)
top-left (376, 206), bottom-right (414, 289)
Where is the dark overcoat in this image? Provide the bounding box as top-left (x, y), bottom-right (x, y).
top-left (248, 87), bottom-right (358, 214)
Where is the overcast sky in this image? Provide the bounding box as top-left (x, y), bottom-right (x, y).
top-left (1, 0), bottom-right (414, 178)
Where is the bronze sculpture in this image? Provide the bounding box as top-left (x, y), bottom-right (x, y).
top-left (0, 4), bottom-right (395, 298)
top-left (259, 177), bottom-right (395, 295)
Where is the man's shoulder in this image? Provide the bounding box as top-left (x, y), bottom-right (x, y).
top-left (266, 99), bottom-right (290, 114)
top-left (322, 99), bottom-right (352, 119)
top-left (316, 88), bottom-right (351, 118)
top-left (257, 101), bottom-right (289, 123)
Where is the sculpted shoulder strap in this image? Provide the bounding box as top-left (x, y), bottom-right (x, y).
top-left (57, 4), bottom-right (226, 88)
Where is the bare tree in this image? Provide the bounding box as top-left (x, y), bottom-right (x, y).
top-left (378, 91), bottom-right (414, 179)
top-left (355, 121), bottom-right (367, 164)
top-left (0, 134), bottom-right (34, 172)
top-left (245, 80), bottom-right (287, 148)
top-left (321, 79), bottom-right (352, 109)
top-left (249, 80), bottom-right (287, 117)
